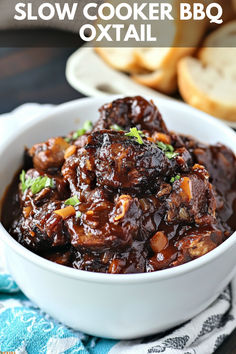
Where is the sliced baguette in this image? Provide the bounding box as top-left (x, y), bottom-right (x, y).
top-left (133, 47), bottom-right (197, 94)
top-left (178, 56), bottom-right (236, 122)
top-left (95, 0), bottom-right (206, 94)
top-left (94, 48), bottom-right (143, 74)
top-left (132, 0), bottom-right (207, 94)
top-left (134, 48), bottom-right (173, 72)
top-left (133, 26), bottom-right (205, 73)
top-left (132, 66), bottom-right (177, 94)
top-left (133, 0), bottom-right (206, 73)
top-left (198, 21), bottom-right (236, 78)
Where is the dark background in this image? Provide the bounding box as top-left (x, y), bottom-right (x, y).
top-left (0, 29), bottom-right (84, 114)
top-left (0, 29), bottom-right (235, 354)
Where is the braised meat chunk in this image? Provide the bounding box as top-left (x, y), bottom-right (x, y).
top-left (171, 227), bottom-right (224, 267)
top-left (29, 137), bottom-right (69, 173)
top-left (65, 194), bottom-right (142, 251)
top-left (67, 130), bottom-right (173, 195)
top-left (94, 96), bottom-right (169, 134)
top-left (193, 143), bottom-right (236, 195)
top-left (19, 168), bottom-right (69, 206)
top-left (167, 165), bottom-right (216, 226)
top-left (10, 201), bottom-right (69, 253)
top-left (2, 96), bottom-right (236, 274)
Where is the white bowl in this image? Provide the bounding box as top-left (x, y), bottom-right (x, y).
top-left (0, 96), bottom-right (236, 339)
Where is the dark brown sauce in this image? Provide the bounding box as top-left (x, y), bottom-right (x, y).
top-left (1, 96), bottom-right (236, 273)
top-left (1, 171), bottom-right (21, 230)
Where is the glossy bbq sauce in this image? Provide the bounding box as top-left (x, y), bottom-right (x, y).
top-left (1, 96), bottom-right (236, 273)
top-left (1, 171), bottom-right (21, 230)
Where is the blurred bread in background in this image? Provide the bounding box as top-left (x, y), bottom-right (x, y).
top-left (131, 63), bottom-right (178, 94)
top-left (95, 0), bottom-right (207, 94)
top-left (132, 48), bottom-right (197, 94)
top-left (94, 0), bottom-right (236, 122)
top-left (132, 0), bottom-right (207, 94)
top-left (178, 21), bottom-right (236, 122)
top-left (94, 48), bottom-right (142, 74)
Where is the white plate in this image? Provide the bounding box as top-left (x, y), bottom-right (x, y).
top-left (65, 46), bottom-right (171, 99)
top-left (66, 46), bottom-right (236, 129)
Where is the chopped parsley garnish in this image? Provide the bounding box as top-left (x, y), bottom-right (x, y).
top-left (170, 174), bottom-right (181, 183)
top-left (156, 141), bottom-right (179, 159)
top-left (110, 124), bottom-right (123, 131)
top-left (76, 211), bottom-right (82, 218)
top-left (157, 141), bottom-right (174, 152)
top-left (165, 151), bottom-right (179, 159)
top-left (20, 170), bottom-right (55, 194)
top-left (72, 120), bottom-right (93, 140)
top-left (20, 170), bottom-right (27, 192)
top-left (65, 195), bottom-right (80, 206)
top-left (83, 121), bottom-right (93, 131)
top-left (31, 177), bottom-right (54, 194)
top-left (64, 137), bottom-right (70, 143)
top-left (125, 127), bottom-right (144, 145)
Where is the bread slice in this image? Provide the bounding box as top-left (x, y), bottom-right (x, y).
top-left (132, 66), bottom-right (177, 94)
top-left (94, 48), bottom-right (143, 74)
top-left (133, 48), bottom-right (196, 94)
top-left (178, 56), bottom-right (236, 122)
top-left (178, 21), bottom-right (236, 122)
top-left (134, 48), bottom-right (173, 72)
top-left (198, 21), bottom-right (236, 78)
top-left (132, 0), bottom-right (207, 94)
top-left (95, 0), bottom-right (206, 94)
top-left (133, 0), bottom-right (206, 72)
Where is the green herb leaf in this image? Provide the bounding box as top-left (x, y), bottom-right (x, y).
top-left (156, 141), bottom-right (167, 151)
top-left (156, 141), bottom-right (178, 159)
top-left (72, 120), bottom-right (93, 140)
top-left (165, 152), bottom-right (179, 160)
top-left (20, 170), bottom-right (34, 193)
top-left (125, 127), bottom-right (144, 145)
top-left (166, 144), bottom-right (174, 153)
top-left (64, 137), bottom-right (70, 143)
top-left (76, 211), bottom-right (82, 218)
top-left (72, 129), bottom-right (86, 140)
top-left (30, 176), bottom-right (55, 194)
top-left (20, 169), bottom-right (25, 184)
top-left (19, 170), bottom-right (54, 194)
top-left (65, 195), bottom-right (80, 206)
top-left (20, 170), bottom-right (28, 193)
top-left (170, 174), bottom-right (181, 183)
top-left (83, 121), bottom-right (93, 132)
top-left (110, 124), bottom-right (123, 131)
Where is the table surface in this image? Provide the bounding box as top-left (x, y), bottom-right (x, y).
top-left (0, 46), bottom-right (84, 114)
top-left (0, 30), bottom-right (235, 354)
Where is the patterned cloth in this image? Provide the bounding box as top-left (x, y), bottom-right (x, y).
top-left (1, 104), bottom-right (236, 354)
top-left (0, 272), bottom-right (236, 354)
